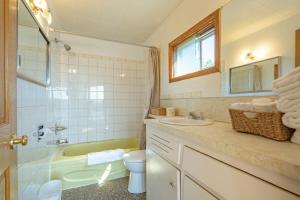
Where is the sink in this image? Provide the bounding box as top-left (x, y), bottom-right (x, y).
top-left (159, 117), bottom-right (213, 126)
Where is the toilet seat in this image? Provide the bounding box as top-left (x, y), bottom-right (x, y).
top-left (123, 150), bottom-right (145, 163)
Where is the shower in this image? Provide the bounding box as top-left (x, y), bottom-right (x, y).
top-left (54, 38), bottom-right (72, 51)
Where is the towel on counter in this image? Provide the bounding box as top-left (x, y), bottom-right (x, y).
top-left (272, 67), bottom-right (300, 90)
top-left (252, 101), bottom-right (278, 112)
top-left (88, 149), bottom-right (125, 166)
top-left (277, 92), bottom-right (300, 113)
top-left (229, 103), bottom-right (254, 111)
top-left (282, 110), bottom-right (300, 129)
top-left (230, 99), bottom-right (277, 112)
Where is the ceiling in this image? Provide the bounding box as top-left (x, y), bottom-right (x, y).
top-left (222, 0), bottom-right (300, 45)
top-left (47, 0), bottom-right (184, 44)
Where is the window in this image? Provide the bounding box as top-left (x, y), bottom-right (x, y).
top-left (169, 9), bottom-right (220, 82)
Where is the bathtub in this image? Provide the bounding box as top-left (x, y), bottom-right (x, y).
top-left (50, 138), bottom-right (138, 190)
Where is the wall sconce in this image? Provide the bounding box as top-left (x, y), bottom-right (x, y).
top-left (28, 0), bottom-right (52, 25)
top-left (246, 52), bottom-right (255, 61)
top-left (241, 48), bottom-right (267, 62)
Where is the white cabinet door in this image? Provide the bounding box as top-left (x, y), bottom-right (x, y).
top-left (183, 176), bottom-right (217, 200)
top-left (146, 149), bottom-right (180, 200)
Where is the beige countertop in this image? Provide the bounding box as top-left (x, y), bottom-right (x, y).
top-left (145, 119), bottom-right (300, 182)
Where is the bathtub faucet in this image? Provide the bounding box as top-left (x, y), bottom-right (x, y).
top-left (56, 138), bottom-right (68, 145)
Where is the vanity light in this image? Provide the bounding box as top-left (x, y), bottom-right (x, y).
top-left (246, 52), bottom-right (255, 61)
top-left (28, 0), bottom-right (52, 25)
top-left (241, 48), bottom-right (267, 62)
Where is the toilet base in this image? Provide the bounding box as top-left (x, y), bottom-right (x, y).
top-left (128, 172), bottom-right (145, 194)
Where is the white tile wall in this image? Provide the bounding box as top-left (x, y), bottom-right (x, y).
top-left (17, 79), bottom-right (57, 200)
top-left (49, 51), bottom-right (147, 144)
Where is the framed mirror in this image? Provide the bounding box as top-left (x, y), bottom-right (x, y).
top-left (230, 57), bottom-right (280, 94)
top-left (221, 0), bottom-right (300, 96)
top-left (17, 0), bottom-right (50, 86)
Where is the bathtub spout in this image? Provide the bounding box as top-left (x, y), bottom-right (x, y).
top-left (56, 139), bottom-right (68, 145)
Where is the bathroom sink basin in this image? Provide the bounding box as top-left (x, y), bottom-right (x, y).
top-left (159, 117), bottom-right (213, 126)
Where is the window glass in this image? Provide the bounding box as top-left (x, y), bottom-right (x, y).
top-left (173, 28), bottom-right (215, 77)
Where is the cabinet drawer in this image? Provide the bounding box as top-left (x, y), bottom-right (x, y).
top-left (182, 146), bottom-right (299, 200)
top-left (183, 176), bottom-right (217, 200)
top-left (148, 131), bottom-right (181, 164)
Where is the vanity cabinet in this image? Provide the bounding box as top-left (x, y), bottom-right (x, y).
top-left (146, 128), bottom-right (181, 200)
top-left (146, 124), bottom-right (300, 200)
top-left (146, 149), bottom-right (180, 200)
top-left (182, 146), bottom-right (299, 200)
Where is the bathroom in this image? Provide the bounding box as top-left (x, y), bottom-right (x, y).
top-left (0, 0), bottom-right (300, 199)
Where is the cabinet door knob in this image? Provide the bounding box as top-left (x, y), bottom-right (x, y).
top-left (169, 181), bottom-right (176, 189)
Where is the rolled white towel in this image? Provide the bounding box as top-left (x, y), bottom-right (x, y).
top-left (277, 92), bottom-right (300, 113)
top-left (273, 80), bottom-right (300, 94)
top-left (230, 103), bottom-right (254, 111)
top-left (282, 110), bottom-right (300, 129)
top-left (272, 67), bottom-right (300, 89)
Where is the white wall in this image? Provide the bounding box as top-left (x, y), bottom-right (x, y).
top-left (145, 0), bottom-right (230, 97)
top-left (221, 13), bottom-right (300, 94)
top-left (50, 32), bottom-right (148, 144)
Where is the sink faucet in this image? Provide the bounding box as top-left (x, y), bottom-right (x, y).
top-left (188, 112), bottom-right (204, 120)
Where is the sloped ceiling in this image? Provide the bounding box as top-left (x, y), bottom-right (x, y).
top-left (47, 0), bottom-right (184, 44)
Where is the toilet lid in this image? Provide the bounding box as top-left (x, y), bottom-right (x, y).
top-left (123, 150), bottom-right (146, 162)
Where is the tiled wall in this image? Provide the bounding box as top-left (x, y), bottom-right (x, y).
top-left (49, 50), bottom-right (147, 144)
top-left (17, 78), bottom-right (57, 200)
top-left (160, 93), bottom-right (277, 123)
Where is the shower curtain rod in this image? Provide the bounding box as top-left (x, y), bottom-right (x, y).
top-left (52, 29), bottom-right (155, 49)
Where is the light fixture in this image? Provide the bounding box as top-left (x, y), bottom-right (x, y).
top-left (28, 0), bottom-right (52, 25)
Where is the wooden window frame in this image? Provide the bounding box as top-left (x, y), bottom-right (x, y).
top-left (168, 9), bottom-right (220, 83)
top-left (296, 29), bottom-right (300, 68)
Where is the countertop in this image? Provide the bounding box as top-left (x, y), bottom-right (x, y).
top-left (145, 119), bottom-right (300, 182)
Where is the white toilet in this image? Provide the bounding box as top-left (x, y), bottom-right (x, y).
top-left (123, 150), bottom-right (146, 194)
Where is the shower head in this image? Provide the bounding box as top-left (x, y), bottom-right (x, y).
top-left (54, 38), bottom-right (72, 51)
top-left (64, 44), bottom-right (71, 51)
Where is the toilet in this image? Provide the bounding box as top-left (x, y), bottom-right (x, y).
top-left (123, 150), bottom-right (146, 194)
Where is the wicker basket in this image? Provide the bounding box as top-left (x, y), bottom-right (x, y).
top-left (229, 109), bottom-right (294, 141)
top-left (150, 107), bottom-right (166, 116)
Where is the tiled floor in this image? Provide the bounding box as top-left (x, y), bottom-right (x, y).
top-left (62, 177), bottom-right (146, 200)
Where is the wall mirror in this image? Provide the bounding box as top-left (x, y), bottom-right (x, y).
top-left (17, 0), bottom-right (50, 86)
top-left (221, 0), bottom-right (300, 96)
top-left (230, 57), bottom-right (280, 94)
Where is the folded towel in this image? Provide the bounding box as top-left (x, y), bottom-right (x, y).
top-left (272, 67), bottom-right (300, 89)
top-left (253, 101), bottom-right (278, 112)
top-left (230, 103), bottom-right (254, 111)
top-left (282, 110), bottom-right (300, 129)
top-left (277, 92), bottom-right (300, 113)
top-left (88, 149), bottom-right (125, 166)
top-left (230, 101), bottom-right (277, 112)
top-left (273, 80), bottom-right (300, 94)
top-left (252, 98), bottom-right (272, 104)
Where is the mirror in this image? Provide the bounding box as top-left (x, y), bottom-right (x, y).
top-left (221, 0), bottom-right (300, 95)
top-left (230, 57), bottom-right (280, 94)
top-left (17, 0), bottom-right (49, 86)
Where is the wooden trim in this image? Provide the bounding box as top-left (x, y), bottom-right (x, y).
top-left (274, 64), bottom-right (279, 79)
top-left (296, 29), bottom-right (300, 68)
top-left (168, 9), bottom-right (221, 83)
top-left (4, 168), bottom-right (10, 200)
